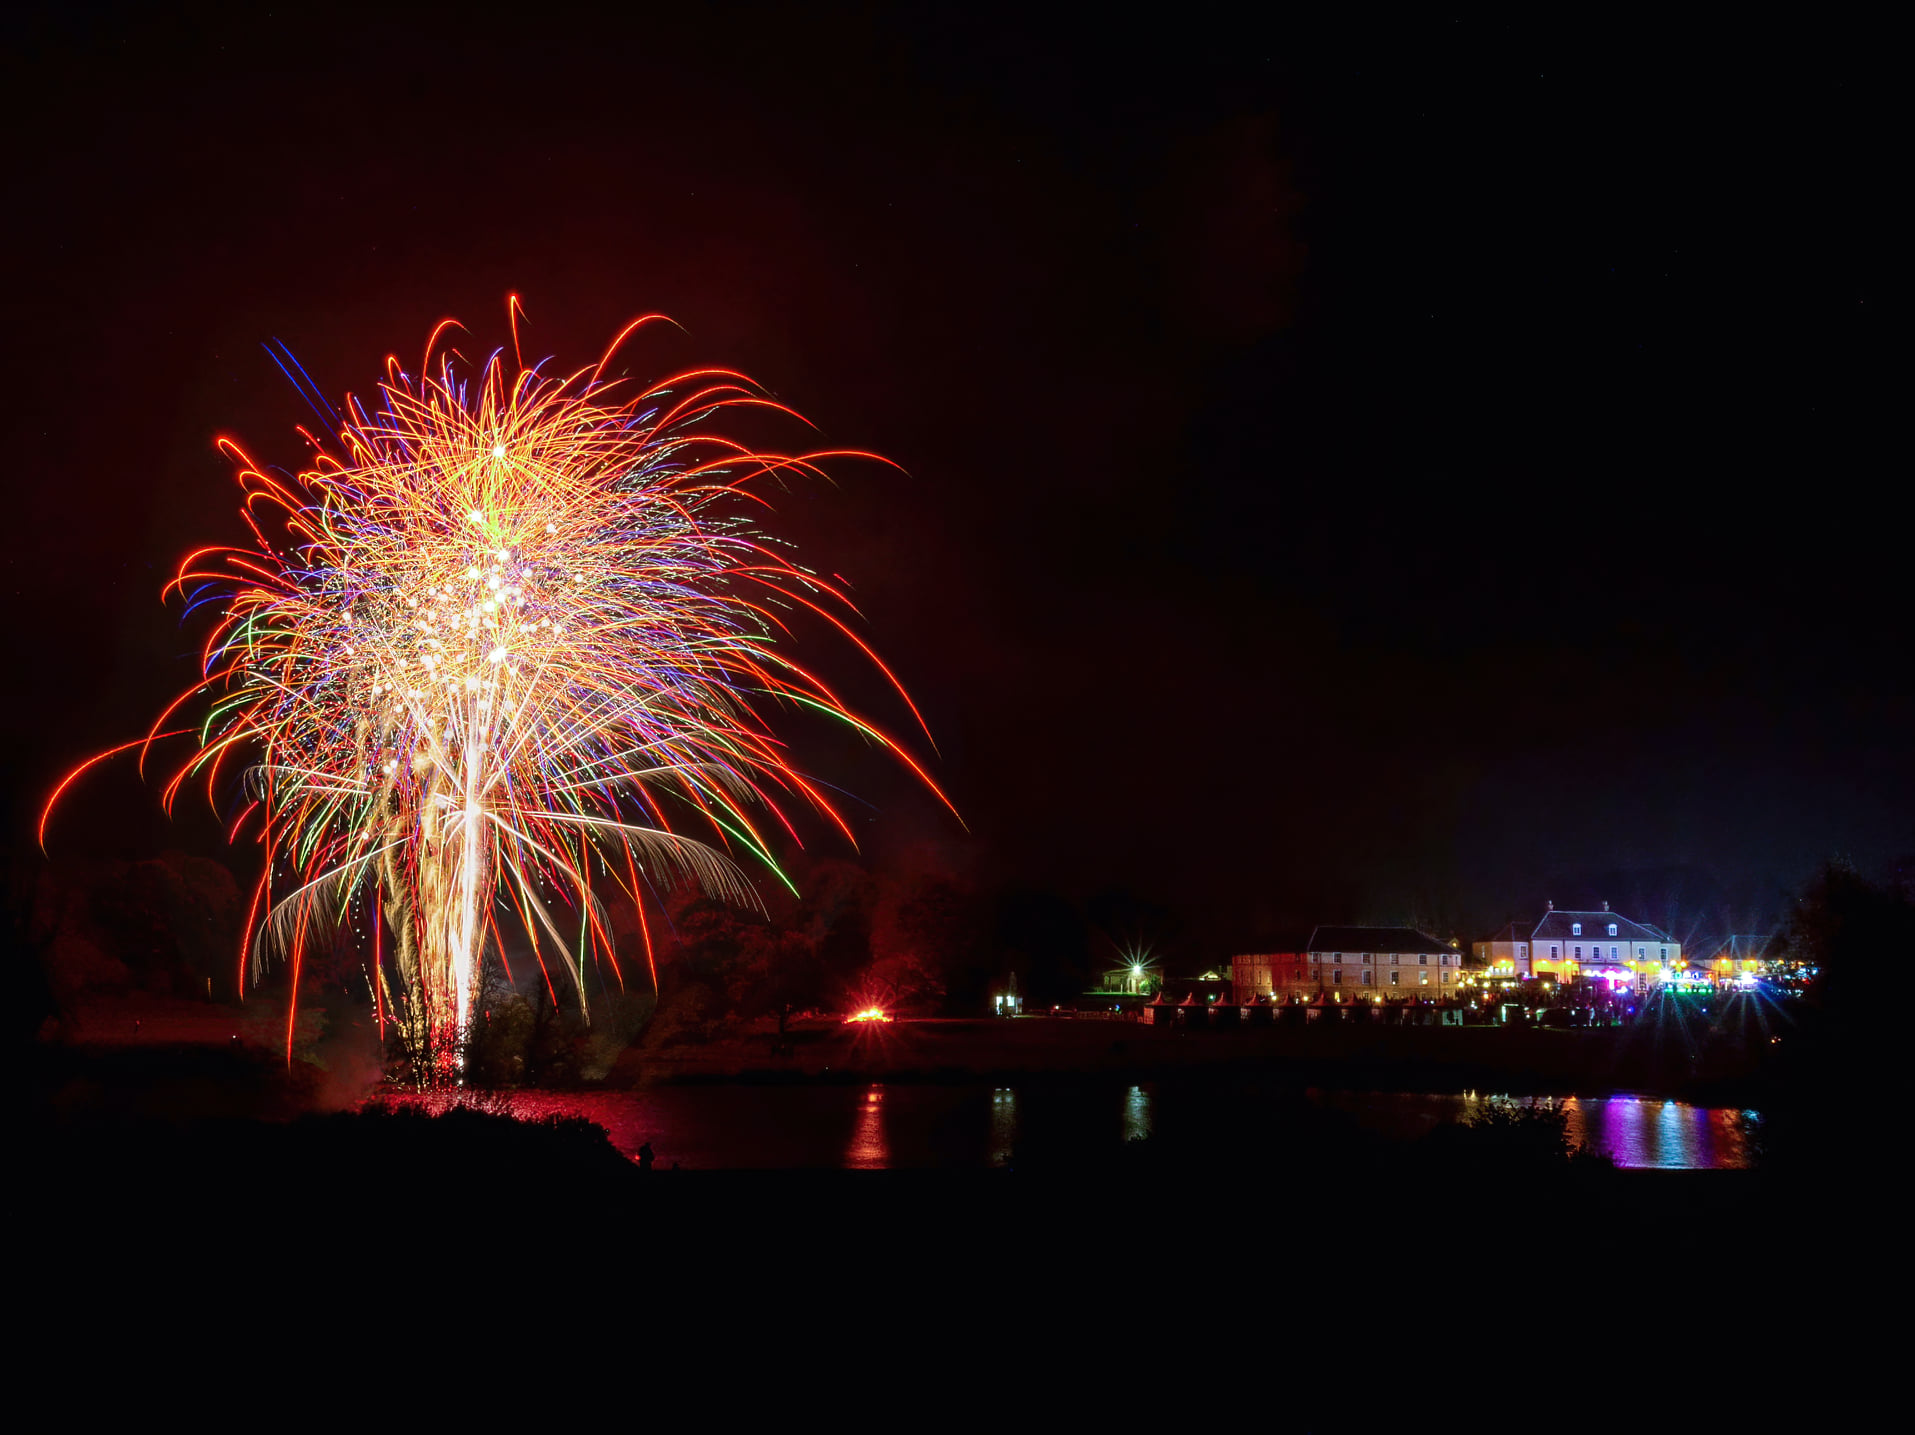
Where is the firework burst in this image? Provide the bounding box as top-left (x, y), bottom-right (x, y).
top-left (46, 304), bottom-right (951, 1079)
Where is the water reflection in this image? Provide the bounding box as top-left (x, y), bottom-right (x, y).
top-left (1560, 1095), bottom-right (1759, 1169)
top-left (483, 1084), bottom-right (1754, 1170)
top-left (1122, 1084), bottom-right (1152, 1144)
top-left (989, 1087), bottom-right (1018, 1168)
top-left (846, 1084), bottom-right (888, 1169)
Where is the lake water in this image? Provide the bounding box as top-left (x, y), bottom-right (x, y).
top-left (490, 1083), bottom-right (1760, 1170)
top-left (1313, 1089), bottom-right (1760, 1169)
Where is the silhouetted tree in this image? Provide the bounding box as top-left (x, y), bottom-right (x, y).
top-left (867, 873), bottom-right (988, 1013)
top-left (995, 888), bottom-right (1092, 1003)
top-left (1755, 858), bottom-right (1915, 1169)
top-left (1786, 858), bottom-right (1914, 1026)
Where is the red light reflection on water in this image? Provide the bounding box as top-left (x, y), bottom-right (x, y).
top-left (846, 1085), bottom-right (888, 1168)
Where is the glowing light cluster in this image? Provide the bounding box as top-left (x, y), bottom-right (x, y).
top-left (53, 307), bottom-right (950, 1077)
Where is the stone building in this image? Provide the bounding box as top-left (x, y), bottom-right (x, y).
top-left (1232, 926), bottom-right (1462, 1003)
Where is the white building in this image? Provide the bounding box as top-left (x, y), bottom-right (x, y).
top-left (1473, 901), bottom-right (1680, 988)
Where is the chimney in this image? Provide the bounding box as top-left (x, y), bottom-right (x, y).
top-left (1601, 900), bottom-right (1609, 912)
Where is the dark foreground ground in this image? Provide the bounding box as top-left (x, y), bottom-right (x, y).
top-left (16, 1035), bottom-right (1880, 1413)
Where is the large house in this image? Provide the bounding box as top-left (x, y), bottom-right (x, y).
top-left (1232, 926), bottom-right (1463, 1004)
top-left (1472, 901), bottom-right (1680, 988)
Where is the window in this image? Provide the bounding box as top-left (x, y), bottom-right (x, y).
top-left (1611, 947), bottom-right (1619, 960)
top-left (1637, 947), bottom-right (1646, 959)
top-left (1392, 953), bottom-right (1400, 965)
top-left (1420, 973), bottom-right (1429, 985)
top-left (1574, 946), bottom-right (1582, 959)
top-left (1333, 970), bottom-right (1343, 985)
top-left (1551, 945), bottom-right (1559, 959)
top-left (1419, 954), bottom-right (1428, 965)
top-left (1442, 971), bottom-right (1451, 983)
top-left (1607, 923), bottom-right (1618, 937)
top-left (1390, 972), bottom-right (1400, 986)
top-left (1361, 969), bottom-right (1371, 985)
top-left (1660, 947), bottom-right (1668, 961)
top-left (1571, 923), bottom-right (1582, 936)
top-left (1517, 944), bottom-right (1526, 955)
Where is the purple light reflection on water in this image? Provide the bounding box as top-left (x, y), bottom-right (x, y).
top-left (1560, 1095), bottom-right (1759, 1169)
top-left (1435, 1091), bottom-right (1759, 1167)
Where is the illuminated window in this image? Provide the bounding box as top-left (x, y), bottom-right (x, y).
top-left (1607, 923), bottom-right (1618, 937)
top-left (1571, 923), bottom-right (1582, 936)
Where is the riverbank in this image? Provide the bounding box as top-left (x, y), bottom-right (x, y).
top-left (618, 1016), bottom-right (1768, 1104)
top-left (41, 996), bottom-right (1769, 1105)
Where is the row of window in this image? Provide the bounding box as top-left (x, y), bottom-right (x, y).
top-left (1236, 968), bottom-right (1455, 988)
top-left (1557, 944), bottom-right (1670, 962)
top-left (1319, 952), bottom-right (1453, 965)
top-left (1517, 943), bottom-right (1673, 962)
top-left (1568, 923), bottom-right (1621, 937)
top-left (1241, 954), bottom-right (1455, 974)
top-left (1320, 969), bottom-right (1448, 986)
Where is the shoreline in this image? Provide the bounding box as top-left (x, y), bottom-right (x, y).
top-left (611, 1017), bottom-right (1772, 1107)
top-left (32, 1001), bottom-right (1775, 1108)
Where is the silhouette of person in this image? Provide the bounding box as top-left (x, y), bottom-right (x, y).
top-left (637, 1141), bottom-right (655, 1172)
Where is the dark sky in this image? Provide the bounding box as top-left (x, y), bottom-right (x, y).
top-left (3, 4), bottom-right (1903, 953)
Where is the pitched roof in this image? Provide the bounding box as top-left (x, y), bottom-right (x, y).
top-left (1307, 925), bottom-right (1454, 956)
top-left (1530, 909), bottom-right (1672, 944)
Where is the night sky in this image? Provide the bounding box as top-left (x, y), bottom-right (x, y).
top-left (4, 6), bottom-right (1903, 956)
